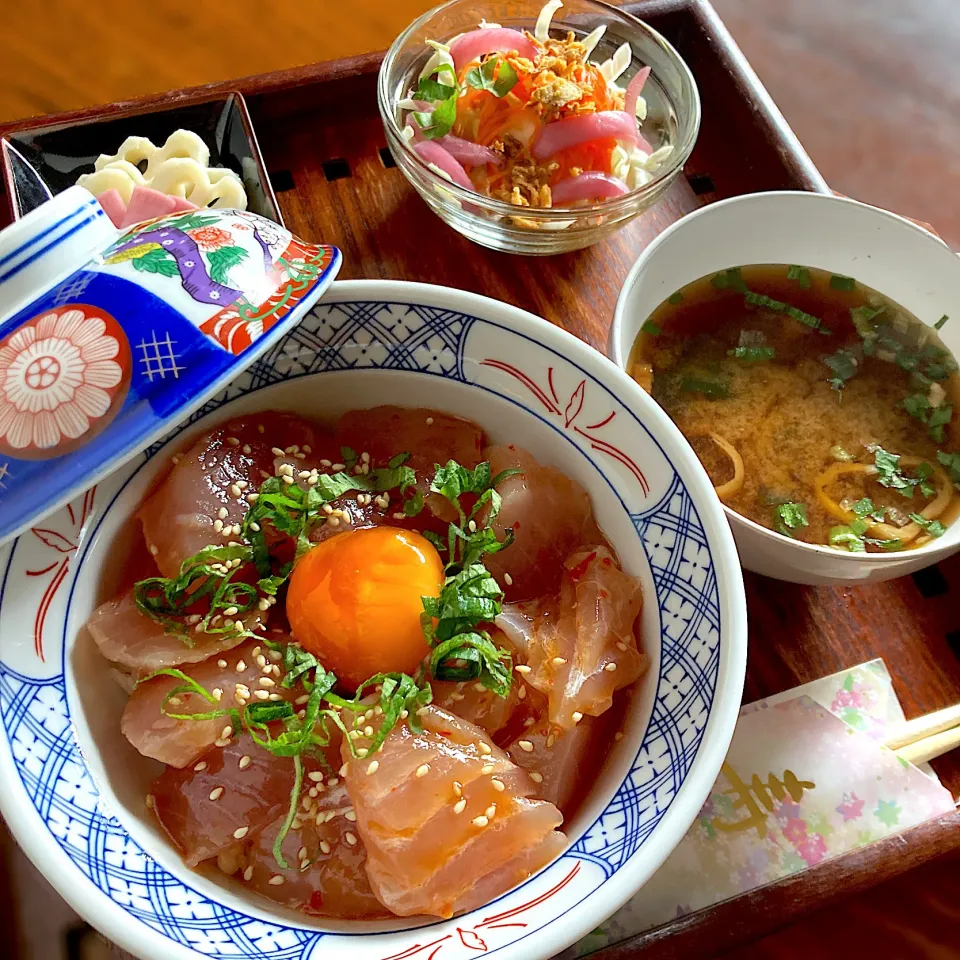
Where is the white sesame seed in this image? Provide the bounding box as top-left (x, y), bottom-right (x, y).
top-left (615, 732), bottom-right (624, 741)
top-left (472, 815), bottom-right (489, 828)
top-left (400, 709), bottom-right (408, 719)
top-left (227, 436), bottom-right (240, 446)
top-left (363, 725), bottom-right (374, 737)
top-left (243, 866), bottom-right (254, 881)
top-left (454, 799), bottom-right (467, 814)
top-left (272, 447), bottom-right (285, 457)
top-left (361, 451), bottom-right (370, 464)
top-left (468, 520), bottom-right (477, 533)
top-left (504, 572), bottom-right (513, 586)
top-left (221, 725), bottom-right (233, 739)
top-left (209, 787), bottom-right (224, 801)
top-left (517, 740), bottom-right (534, 752)
top-left (233, 826), bottom-right (249, 839)
top-left (217, 659), bottom-right (228, 668)
top-left (546, 734), bottom-right (556, 748)
top-left (327, 778), bottom-right (339, 787)
top-left (212, 688), bottom-right (223, 701)
top-left (303, 445), bottom-right (312, 454)
top-left (247, 492), bottom-right (258, 502)
top-left (332, 463), bottom-right (345, 472)
top-left (478, 741), bottom-right (492, 755)
top-left (453, 781), bottom-right (462, 797)
top-left (259, 677), bottom-right (276, 687)
top-left (171, 455), bottom-right (181, 465)
top-left (552, 657), bottom-right (567, 666)
top-left (473, 682), bottom-right (486, 693)
top-left (298, 845), bottom-right (308, 861)
top-left (268, 875), bottom-right (285, 886)
top-left (366, 760), bottom-right (379, 776)
top-left (268, 693), bottom-right (282, 701)
top-left (484, 804), bottom-right (496, 819)
top-left (518, 687), bottom-right (527, 700)
top-left (168, 696), bottom-right (183, 706)
top-left (194, 761), bottom-right (208, 772)
top-left (145, 794), bottom-right (155, 809)
top-left (319, 840), bottom-right (331, 854)
top-left (327, 516), bottom-right (340, 527)
top-left (492, 778), bottom-right (505, 792)
top-left (260, 469), bottom-right (271, 479)
top-left (572, 711), bottom-right (583, 723)
top-left (426, 417), bottom-right (434, 425)
top-left (616, 641), bottom-right (629, 652)
top-left (269, 650), bottom-right (283, 662)
top-left (605, 662), bottom-right (618, 672)
top-left (217, 507), bottom-right (228, 520)
top-left (223, 606), bottom-right (239, 617)
top-left (308, 771), bottom-right (324, 782)
top-left (515, 664), bottom-right (532, 675)
top-left (214, 738), bottom-right (230, 748)
top-left (345, 809), bottom-right (357, 822)
top-left (529, 771), bottom-right (543, 784)
top-left (340, 763), bottom-right (349, 776)
top-left (230, 483), bottom-right (242, 498)
top-left (392, 512), bottom-right (406, 520)
top-left (243, 444), bottom-right (252, 454)
top-left (213, 519), bottom-right (224, 533)
top-left (320, 458), bottom-right (332, 467)
top-left (415, 763), bottom-right (430, 778)
top-left (345, 832), bottom-right (358, 846)
top-left (236, 660), bottom-right (247, 672)
top-left (239, 755), bottom-right (251, 770)
top-left (254, 690), bottom-right (270, 700)
top-left (524, 717), bottom-right (536, 727)
top-left (282, 475), bottom-right (295, 485)
top-left (481, 764), bottom-right (494, 775)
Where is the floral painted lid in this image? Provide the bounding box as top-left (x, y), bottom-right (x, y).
top-left (0, 186), bottom-right (341, 544)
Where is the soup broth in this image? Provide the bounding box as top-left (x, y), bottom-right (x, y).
top-left (629, 264), bottom-right (960, 552)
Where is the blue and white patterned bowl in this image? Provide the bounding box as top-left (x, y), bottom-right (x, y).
top-left (0, 280), bottom-right (747, 960)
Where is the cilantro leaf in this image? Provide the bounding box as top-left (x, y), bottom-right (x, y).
top-left (465, 56), bottom-right (519, 98)
top-left (873, 446), bottom-right (916, 498)
top-left (416, 76), bottom-right (457, 102)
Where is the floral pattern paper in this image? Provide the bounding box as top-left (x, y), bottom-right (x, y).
top-left (563, 660), bottom-right (956, 957)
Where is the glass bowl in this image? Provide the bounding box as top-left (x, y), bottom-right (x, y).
top-left (378, 0), bottom-right (701, 255)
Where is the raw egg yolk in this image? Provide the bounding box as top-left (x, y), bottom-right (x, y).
top-left (286, 526), bottom-right (444, 688)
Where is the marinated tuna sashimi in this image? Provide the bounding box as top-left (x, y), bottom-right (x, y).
top-left (92, 403), bottom-right (646, 923)
top-left (497, 546), bottom-right (647, 730)
top-left (151, 735), bottom-right (295, 866)
top-left (344, 706), bottom-right (566, 919)
top-left (241, 781), bottom-right (386, 918)
top-left (482, 444), bottom-right (602, 600)
top-left (140, 411), bottom-right (332, 578)
top-left (122, 637), bottom-right (293, 767)
top-left (88, 590), bottom-right (260, 671)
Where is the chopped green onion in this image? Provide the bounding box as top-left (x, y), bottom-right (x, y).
top-left (786, 265), bottom-right (812, 289)
top-left (909, 513), bottom-right (946, 537)
top-left (680, 377), bottom-right (730, 399)
top-left (935, 314), bottom-right (949, 330)
top-left (744, 291), bottom-right (826, 333)
top-left (667, 291), bottom-right (684, 305)
top-left (728, 345), bottom-right (776, 363)
top-left (823, 349), bottom-right (859, 391)
top-left (711, 268), bottom-right (749, 293)
top-left (774, 502), bottom-right (808, 537)
top-left (641, 320), bottom-right (661, 336)
top-left (829, 274), bottom-right (856, 291)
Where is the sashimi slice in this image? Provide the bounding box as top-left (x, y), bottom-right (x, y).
top-left (241, 780), bottom-right (387, 918)
top-left (150, 735), bottom-right (294, 866)
top-left (497, 546), bottom-right (647, 730)
top-left (122, 637), bottom-right (293, 767)
top-left (168, 195), bottom-right (198, 212)
top-left (95, 188), bottom-right (127, 227)
top-left (140, 411), bottom-right (330, 578)
top-left (87, 590), bottom-right (256, 672)
top-left (482, 444), bottom-right (602, 600)
top-left (121, 184), bottom-right (178, 227)
top-left (344, 705), bottom-right (565, 918)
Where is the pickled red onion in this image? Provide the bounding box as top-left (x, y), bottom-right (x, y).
top-left (551, 172), bottom-right (630, 205)
top-left (624, 66), bottom-right (651, 120)
top-left (413, 141), bottom-right (475, 191)
top-left (436, 134), bottom-right (502, 167)
top-left (532, 111), bottom-right (650, 160)
top-left (449, 28), bottom-right (539, 72)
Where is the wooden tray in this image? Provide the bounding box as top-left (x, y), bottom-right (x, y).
top-left (1, 1), bottom-right (957, 957)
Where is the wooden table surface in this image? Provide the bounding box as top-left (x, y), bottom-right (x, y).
top-left (2, 2), bottom-right (959, 959)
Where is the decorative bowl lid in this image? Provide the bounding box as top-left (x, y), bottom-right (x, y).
top-left (0, 186), bottom-right (341, 545)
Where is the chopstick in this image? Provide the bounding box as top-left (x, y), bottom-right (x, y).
top-left (884, 703), bottom-right (960, 765)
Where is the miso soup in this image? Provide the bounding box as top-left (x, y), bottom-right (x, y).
top-left (629, 264), bottom-right (960, 552)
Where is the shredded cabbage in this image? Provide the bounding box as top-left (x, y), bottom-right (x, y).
top-left (419, 39), bottom-right (455, 80)
top-left (535, 0), bottom-right (564, 42)
top-left (581, 25), bottom-right (606, 57)
top-left (478, 19), bottom-right (502, 29)
top-left (599, 42), bottom-right (632, 83)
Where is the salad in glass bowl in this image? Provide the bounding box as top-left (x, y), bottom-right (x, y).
top-left (378, 0), bottom-right (700, 254)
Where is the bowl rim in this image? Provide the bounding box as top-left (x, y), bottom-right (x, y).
top-left (0, 278), bottom-right (748, 960)
top-left (376, 0), bottom-right (702, 217)
top-left (610, 189), bottom-right (960, 565)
